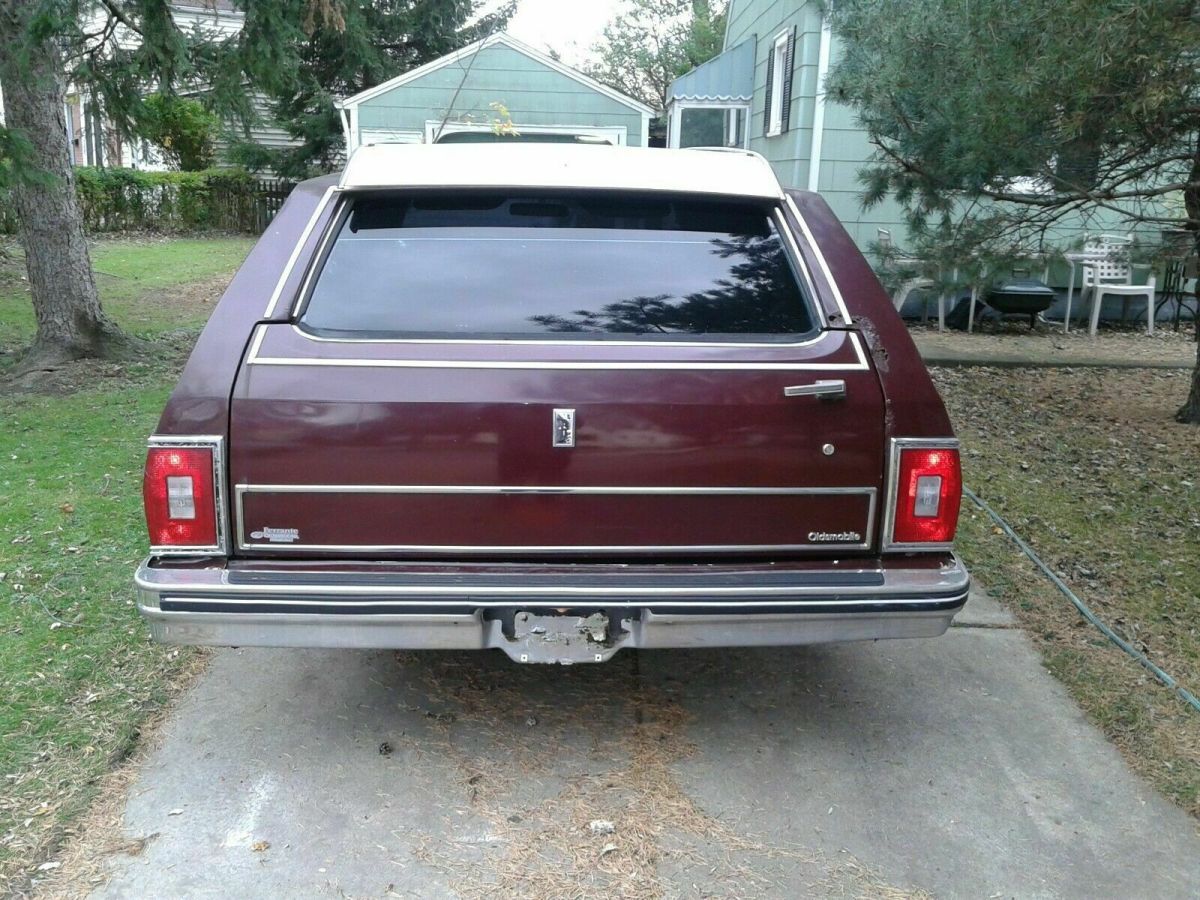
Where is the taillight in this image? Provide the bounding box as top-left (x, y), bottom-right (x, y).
top-left (887, 441), bottom-right (961, 547)
top-left (143, 441), bottom-right (222, 551)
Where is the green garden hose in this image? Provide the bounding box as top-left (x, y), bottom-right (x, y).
top-left (963, 486), bottom-right (1200, 715)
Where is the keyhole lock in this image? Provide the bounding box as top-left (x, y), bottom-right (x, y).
top-left (822, 443), bottom-right (835, 456)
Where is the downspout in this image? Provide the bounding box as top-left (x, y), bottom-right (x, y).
top-left (807, 10), bottom-right (833, 192)
top-left (336, 102), bottom-right (352, 151)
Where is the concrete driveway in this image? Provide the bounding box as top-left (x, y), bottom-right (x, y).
top-left (85, 592), bottom-right (1200, 898)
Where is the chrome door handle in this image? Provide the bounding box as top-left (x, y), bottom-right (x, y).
top-left (783, 379), bottom-right (846, 400)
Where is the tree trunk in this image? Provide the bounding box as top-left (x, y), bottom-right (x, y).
top-left (0, 4), bottom-right (128, 371)
top-left (1177, 337), bottom-right (1200, 424)
top-left (1178, 152), bottom-right (1200, 424)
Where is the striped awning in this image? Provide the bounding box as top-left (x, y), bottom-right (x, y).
top-left (667, 38), bottom-right (756, 104)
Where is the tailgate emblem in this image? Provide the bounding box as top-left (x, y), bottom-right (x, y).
top-left (552, 408), bottom-right (576, 448)
top-left (250, 526), bottom-right (300, 543)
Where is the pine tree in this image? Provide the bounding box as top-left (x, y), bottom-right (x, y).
top-left (225, 0), bottom-right (516, 177)
top-left (0, 0), bottom-right (513, 369)
top-left (827, 0), bottom-right (1200, 423)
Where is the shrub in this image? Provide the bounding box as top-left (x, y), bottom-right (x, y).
top-left (139, 94), bottom-right (220, 172)
top-left (1, 167), bottom-right (273, 234)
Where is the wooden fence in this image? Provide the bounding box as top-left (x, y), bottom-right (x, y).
top-left (250, 178), bottom-right (294, 233)
top-left (204, 177), bottom-right (296, 233)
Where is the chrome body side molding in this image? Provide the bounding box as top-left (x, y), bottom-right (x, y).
top-left (232, 484), bottom-right (879, 554)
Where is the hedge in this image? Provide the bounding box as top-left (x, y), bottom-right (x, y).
top-left (0, 167), bottom-right (288, 234)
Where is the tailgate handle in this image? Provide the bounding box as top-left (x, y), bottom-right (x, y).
top-left (783, 379), bottom-right (846, 400)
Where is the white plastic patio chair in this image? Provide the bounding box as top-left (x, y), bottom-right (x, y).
top-left (879, 229), bottom-right (953, 332)
top-left (1077, 234), bottom-right (1156, 336)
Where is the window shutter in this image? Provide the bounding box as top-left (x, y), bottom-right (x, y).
top-left (763, 46), bottom-right (775, 137)
top-left (781, 27), bottom-right (797, 133)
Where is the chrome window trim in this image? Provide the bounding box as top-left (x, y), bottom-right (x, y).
top-left (881, 437), bottom-right (960, 553)
top-left (284, 199), bottom-right (826, 345)
top-left (288, 193), bottom-right (350, 320)
top-left (147, 435), bottom-right (230, 557)
top-left (243, 324), bottom-right (870, 371)
top-left (234, 483), bottom-right (876, 554)
top-left (262, 185), bottom-right (337, 318)
top-left (784, 195), bottom-right (854, 327)
top-left (771, 206), bottom-right (829, 331)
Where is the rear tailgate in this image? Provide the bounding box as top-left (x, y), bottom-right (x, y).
top-left (228, 191), bottom-right (886, 558)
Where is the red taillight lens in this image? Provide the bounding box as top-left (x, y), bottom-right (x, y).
top-left (143, 447), bottom-right (218, 548)
top-left (891, 446), bottom-right (962, 544)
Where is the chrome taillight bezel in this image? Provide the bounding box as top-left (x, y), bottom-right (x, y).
top-left (146, 435), bottom-right (229, 557)
top-left (881, 436), bottom-right (961, 552)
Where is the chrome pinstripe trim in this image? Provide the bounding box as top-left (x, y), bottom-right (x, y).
top-left (784, 195), bottom-right (854, 327)
top-left (245, 321), bottom-right (268, 362)
top-left (245, 356), bottom-right (869, 371)
top-left (146, 435), bottom-right (230, 557)
top-left (262, 186), bottom-right (337, 318)
top-left (238, 483), bottom-right (872, 495)
top-left (243, 325), bottom-right (870, 371)
top-left (233, 484), bottom-right (877, 554)
top-left (881, 437), bottom-right (960, 553)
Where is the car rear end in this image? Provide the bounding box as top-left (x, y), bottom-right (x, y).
top-left (135, 145), bottom-right (968, 664)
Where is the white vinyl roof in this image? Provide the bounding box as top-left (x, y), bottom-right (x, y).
top-left (337, 144), bottom-right (785, 200)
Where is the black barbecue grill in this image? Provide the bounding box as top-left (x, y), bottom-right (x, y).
top-left (985, 277), bottom-right (1057, 328)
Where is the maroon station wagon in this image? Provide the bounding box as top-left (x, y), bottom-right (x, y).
top-left (135, 144), bottom-right (969, 664)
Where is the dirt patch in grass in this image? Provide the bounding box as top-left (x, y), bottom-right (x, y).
top-left (935, 365), bottom-right (1200, 816)
top-left (0, 266), bottom-right (231, 395)
top-left (0, 235), bottom-right (253, 364)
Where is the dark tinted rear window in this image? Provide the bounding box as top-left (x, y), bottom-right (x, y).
top-left (300, 192), bottom-right (816, 341)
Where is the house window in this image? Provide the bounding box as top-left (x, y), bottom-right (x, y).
top-left (764, 28), bottom-right (796, 138)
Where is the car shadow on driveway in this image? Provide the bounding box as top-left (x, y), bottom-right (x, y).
top-left (90, 621), bottom-right (1200, 900)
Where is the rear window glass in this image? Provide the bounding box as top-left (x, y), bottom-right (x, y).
top-left (299, 192), bottom-right (816, 341)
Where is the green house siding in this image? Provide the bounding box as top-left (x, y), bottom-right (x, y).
top-left (720, 0), bottom-right (1142, 268)
top-left (726, 0), bottom-right (901, 249)
top-left (353, 42), bottom-right (647, 146)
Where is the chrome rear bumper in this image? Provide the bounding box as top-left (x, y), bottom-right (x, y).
top-left (135, 555), bottom-right (970, 662)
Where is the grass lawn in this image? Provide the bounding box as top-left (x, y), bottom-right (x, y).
top-left (935, 365), bottom-right (1200, 816)
top-left (0, 235), bottom-right (251, 890)
top-left (0, 236), bottom-right (255, 353)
